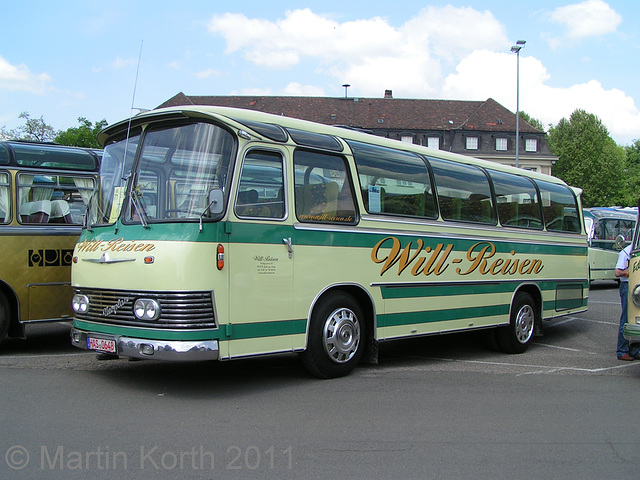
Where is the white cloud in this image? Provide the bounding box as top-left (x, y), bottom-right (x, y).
top-left (110, 56), bottom-right (137, 69)
top-left (207, 6), bottom-right (507, 97)
top-left (547, 0), bottom-right (621, 46)
top-left (193, 69), bottom-right (220, 79)
top-left (282, 82), bottom-right (325, 96)
top-left (206, 5), bottom-right (639, 144)
top-left (0, 56), bottom-right (51, 94)
top-left (443, 50), bottom-right (640, 144)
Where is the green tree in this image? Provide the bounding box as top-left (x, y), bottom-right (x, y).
top-left (0, 112), bottom-right (58, 142)
top-left (623, 139), bottom-right (640, 206)
top-left (548, 109), bottom-right (626, 207)
top-left (519, 111), bottom-right (544, 131)
top-left (55, 117), bottom-right (107, 148)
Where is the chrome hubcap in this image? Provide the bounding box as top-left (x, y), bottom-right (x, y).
top-left (322, 307), bottom-right (360, 363)
top-left (514, 304), bottom-right (534, 344)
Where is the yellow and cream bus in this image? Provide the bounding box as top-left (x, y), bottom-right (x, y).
top-left (584, 207), bottom-right (635, 282)
top-left (624, 202), bottom-right (640, 348)
top-left (0, 141), bottom-right (99, 346)
top-left (70, 106), bottom-right (588, 377)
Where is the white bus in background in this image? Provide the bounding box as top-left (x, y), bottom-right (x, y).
top-left (584, 207), bottom-right (636, 282)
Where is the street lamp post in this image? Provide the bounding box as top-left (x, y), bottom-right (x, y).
top-left (510, 40), bottom-right (526, 168)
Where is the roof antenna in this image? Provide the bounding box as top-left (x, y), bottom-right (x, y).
top-left (120, 40), bottom-right (145, 232)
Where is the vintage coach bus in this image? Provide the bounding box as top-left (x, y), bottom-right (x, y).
top-left (70, 106), bottom-right (588, 377)
top-left (584, 207), bottom-right (635, 282)
top-left (0, 141), bottom-right (99, 346)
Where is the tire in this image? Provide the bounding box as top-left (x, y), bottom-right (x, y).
top-left (496, 292), bottom-right (536, 354)
top-left (0, 291), bottom-right (10, 345)
top-left (301, 292), bottom-right (365, 379)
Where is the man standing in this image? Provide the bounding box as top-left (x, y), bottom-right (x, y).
top-left (615, 244), bottom-right (640, 360)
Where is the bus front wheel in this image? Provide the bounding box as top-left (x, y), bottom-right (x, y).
top-left (496, 292), bottom-right (536, 354)
top-left (301, 292), bottom-right (365, 379)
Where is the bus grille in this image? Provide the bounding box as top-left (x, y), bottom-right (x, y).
top-left (74, 288), bottom-right (216, 328)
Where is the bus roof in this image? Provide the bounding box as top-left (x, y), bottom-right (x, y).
top-left (0, 141), bottom-right (100, 171)
top-left (100, 105), bottom-right (572, 188)
top-left (584, 207), bottom-right (637, 220)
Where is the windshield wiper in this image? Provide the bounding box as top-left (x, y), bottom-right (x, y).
top-left (131, 187), bottom-right (149, 228)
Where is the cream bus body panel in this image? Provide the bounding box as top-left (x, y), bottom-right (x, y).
top-left (73, 239), bottom-right (220, 292)
top-left (588, 247), bottom-right (619, 282)
top-left (290, 218), bottom-right (587, 347)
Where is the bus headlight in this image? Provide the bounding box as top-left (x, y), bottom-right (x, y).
top-left (134, 298), bottom-right (161, 321)
top-left (632, 285), bottom-right (640, 308)
top-left (72, 294), bottom-right (89, 314)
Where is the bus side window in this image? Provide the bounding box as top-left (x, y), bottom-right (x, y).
top-left (348, 140), bottom-right (435, 219)
top-left (235, 150), bottom-right (285, 219)
top-left (490, 170), bottom-right (542, 229)
top-left (293, 150), bottom-right (357, 224)
top-left (0, 172), bottom-right (9, 223)
top-left (536, 180), bottom-right (580, 233)
top-left (429, 158), bottom-right (496, 225)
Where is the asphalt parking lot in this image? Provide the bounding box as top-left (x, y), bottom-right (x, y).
top-left (1, 281), bottom-right (638, 480)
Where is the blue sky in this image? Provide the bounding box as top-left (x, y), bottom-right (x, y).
top-left (2, 0), bottom-right (639, 144)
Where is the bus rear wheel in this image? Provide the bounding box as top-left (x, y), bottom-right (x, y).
top-left (301, 292), bottom-right (365, 379)
top-left (0, 291), bottom-right (9, 345)
top-left (496, 292), bottom-right (536, 354)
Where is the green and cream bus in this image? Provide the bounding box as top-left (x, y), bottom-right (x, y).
top-left (584, 207), bottom-right (635, 282)
top-left (70, 106), bottom-right (588, 377)
top-left (0, 141), bottom-right (99, 346)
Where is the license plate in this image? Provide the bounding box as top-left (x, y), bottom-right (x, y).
top-left (87, 337), bottom-right (117, 354)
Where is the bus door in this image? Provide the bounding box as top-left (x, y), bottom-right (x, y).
top-left (227, 149), bottom-right (294, 358)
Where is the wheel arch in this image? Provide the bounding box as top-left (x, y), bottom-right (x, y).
top-left (511, 282), bottom-right (543, 335)
top-left (0, 280), bottom-right (23, 339)
top-left (305, 283), bottom-right (377, 361)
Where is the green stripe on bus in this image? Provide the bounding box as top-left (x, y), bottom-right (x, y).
top-left (380, 280), bottom-right (588, 299)
top-left (378, 303), bottom-right (511, 328)
top-left (80, 221), bottom-right (587, 257)
top-left (73, 318), bottom-right (307, 341)
top-left (73, 319), bottom-right (222, 341)
top-left (227, 319), bottom-right (307, 339)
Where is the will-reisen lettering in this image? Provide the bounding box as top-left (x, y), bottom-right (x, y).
top-left (371, 237), bottom-right (543, 277)
top-left (76, 238), bottom-right (156, 253)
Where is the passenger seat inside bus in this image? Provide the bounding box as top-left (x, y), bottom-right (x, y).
top-left (50, 199), bottom-right (73, 223)
top-left (296, 182), bottom-right (339, 218)
top-left (20, 200), bottom-right (51, 223)
top-left (236, 189), bottom-right (272, 217)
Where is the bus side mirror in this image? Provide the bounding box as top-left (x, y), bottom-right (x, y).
top-left (208, 189), bottom-right (224, 215)
top-left (614, 234), bottom-right (626, 251)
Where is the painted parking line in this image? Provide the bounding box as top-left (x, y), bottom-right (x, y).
top-left (546, 316), bottom-right (618, 327)
top-left (533, 342), bottom-right (596, 354)
top-left (445, 358), bottom-right (640, 375)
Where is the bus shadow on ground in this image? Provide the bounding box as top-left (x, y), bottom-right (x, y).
top-left (0, 322), bottom-right (74, 356)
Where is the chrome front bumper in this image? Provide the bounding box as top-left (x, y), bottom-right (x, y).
top-left (71, 328), bottom-right (219, 361)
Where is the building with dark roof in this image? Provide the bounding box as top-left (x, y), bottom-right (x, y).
top-left (158, 90), bottom-right (557, 175)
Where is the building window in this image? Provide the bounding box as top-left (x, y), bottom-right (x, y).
top-left (400, 135), bottom-right (413, 144)
top-left (525, 138), bottom-right (538, 152)
top-left (427, 136), bottom-right (440, 150)
top-left (495, 138), bottom-right (507, 151)
top-left (466, 136), bottom-right (479, 150)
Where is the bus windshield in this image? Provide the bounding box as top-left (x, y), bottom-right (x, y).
top-left (92, 122), bottom-right (235, 226)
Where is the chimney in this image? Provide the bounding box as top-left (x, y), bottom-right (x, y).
top-left (384, 89), bottom-right (393, 99)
